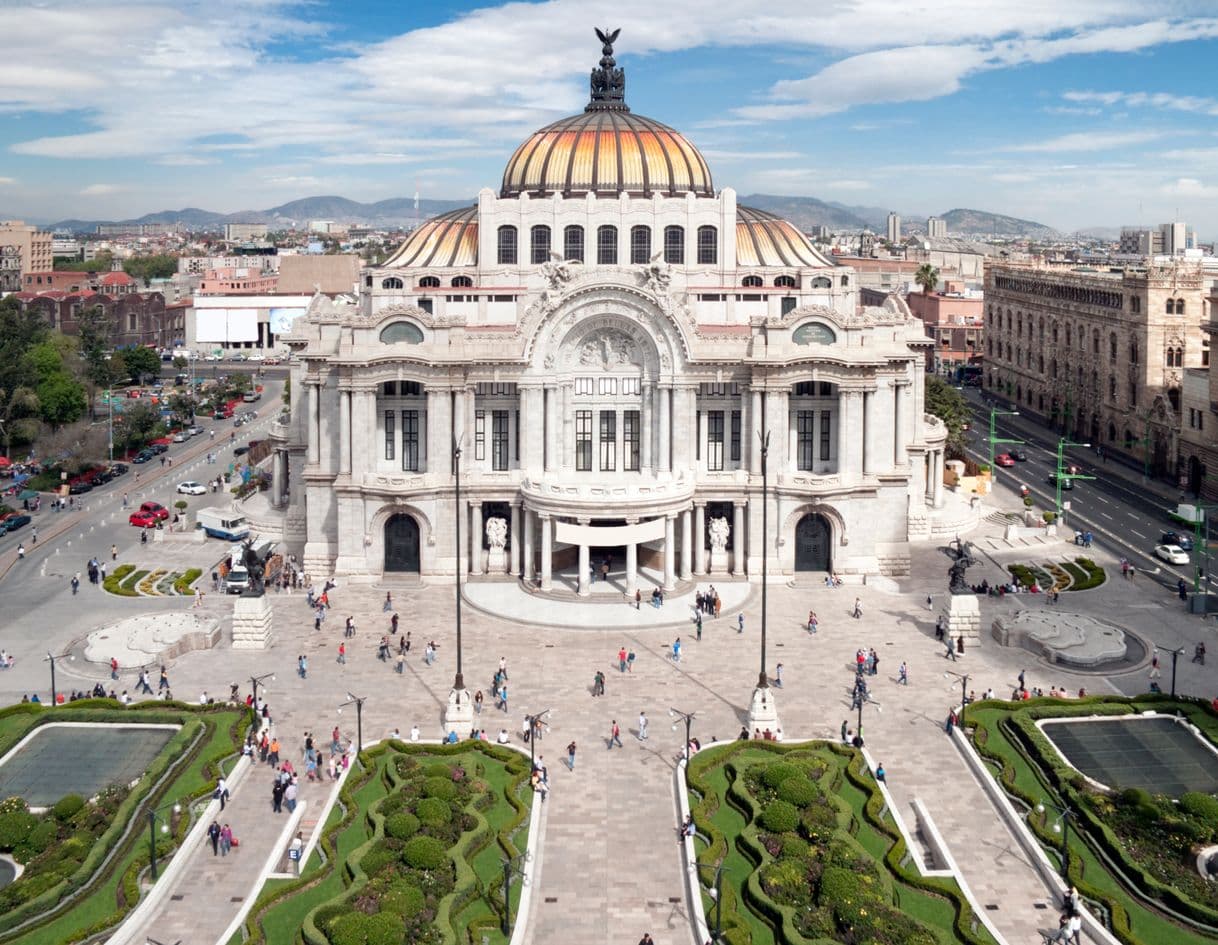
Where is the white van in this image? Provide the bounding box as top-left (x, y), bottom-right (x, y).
top-left (197, 508), bottom-right (250, 541)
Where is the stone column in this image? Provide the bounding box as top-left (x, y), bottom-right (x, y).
top-left (894, 383), bottom-right (908, 467)
top-left (733, 501), bottom-right (746, 576)
top-left (658, 386), bottom-right (671, 473)
top-left (522, 508), bottom-right (535, 583)
top-left (561, 383), bottom-right (573, 470)
top-left (625, 538), bottom-right (638, 595)
top-left (465, 386), bottom-right (477, 470)
top-left (543, 386), bottom-right (557, 472)
top-left (517, 387), bottom-right (531, 471)
top-left (338, 389), bottom-right (351, 475)
top-left (663, 514), bottom-right (676, 590)
top-left (578, 531), bottom-right (590, 597)
top-left (862, 389), bottom-right (875, 476)
top-left (307, 381), bottom-right (320, 465)
top-left (672, 386), bottom-right (694, 473)
top-left (933, 450), bottom-right (945, 508)
top-left (925, 453), bottom-right (934, 500)
top-left (351, 389), bottom-right (373, 478)
top-left (452, 387), bottom-right (467, 454)
top-left (539, 514), bottom-right (552, 591)
top-left (271, 449), bottom-right (286, 509)
top-left (641, 383), bottom-right (653, 470)
top-left (837, 390), bottom-right (862, 483)
top-left (693, 503), bottom-right (706, 576)
top-left (469, 501), bottom-right (483, 576)
top-left (749, 389), bottom-right (763, 474)
top-left (509, 503), bottom-right (521, 576)
top-left (766, 389), bottom-right (789, 473)
top-left (426, 388), bottom-right (447, 475)
top-left (680, 507), bottom-right (693, 580)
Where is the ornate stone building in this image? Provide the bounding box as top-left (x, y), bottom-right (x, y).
top-left (983, 262), bottom-right (1210, 477)
top-left (274, 34), bottom-right (950, 588)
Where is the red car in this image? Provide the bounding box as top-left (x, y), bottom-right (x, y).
top-left (129, 510), bottom-right (159, 527)
top-left (994, 453), bottom-right (1016, 467)
top-left (149, 436), bottom-right (173, 446)
top-left (139, 501), bottom-right (169, 521)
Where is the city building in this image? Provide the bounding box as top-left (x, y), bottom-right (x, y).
top-left (178, 255), bottom-right (280, 276)
top-left (276, 255), bottom-right (360, 295)
top-left (197, 267), bottom-right (280, 295)
top-left (1118, 222), bottom-right (1196, 257)
top-left (273, 34), bottom-right (959, 584)
top-left (188, 294), bottom-right (313, 355)
top-left (224, 223), bottom-right (269, 242)
top-left (11, 289), bottom-right (174, 348)
top-left (983, 262), bottom-right (1210, 477)
top-left (1180, 289), bottom-right (1218, 499)
top-left (886, 212), bottom-right (901, 243)
top-left (904, 236), bottom-right (991, 281)
top-left (0, 220), bottom-right (53, 293)
top-left (926, 216), bottom-right (947, 239)
top-left (905, 280), bottom-right (984, 376)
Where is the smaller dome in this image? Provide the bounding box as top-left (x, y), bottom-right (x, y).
top-left (101, 271), bottom-right (135, 286)
top-left (383, 206), bottom-right (478, 269)
top-left (736, 206), bottom-right (831, 268)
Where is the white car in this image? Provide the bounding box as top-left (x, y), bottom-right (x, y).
top-left (172, 431), bottom-right (189, 443)
top-left (176, 481), bottom-right (207, 496)
top-left (1154, 544), bottom-right (1189, 565)
top-left (247, 353), bottom-right (264, 362)
top-left (203, 354), bottom-right (221, 362)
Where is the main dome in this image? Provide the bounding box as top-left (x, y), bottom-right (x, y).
top-left (500, 29), bottom-right (713, 199)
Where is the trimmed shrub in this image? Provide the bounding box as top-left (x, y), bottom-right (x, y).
top-left (0, 810), bottom-right (37, 850)
top-left (52, 795), bottom-right (85, 823)
top-left (358, 841), bottom-right (398, 878)
top-left (384, 812), bottom-right (420, 841)
top-left (1181, 792), bottom-right (1218, 827)
top-left (22, 819), bottom-right (58, 857)
top-left (778, 834), bottom-right (810, 861)
top-left (761, 763), bottom-right (800, 789)
top-left (402, 835), bottom-right (447, 870)
top-left (760, 800), bottom-right (799, 834)
top-left (422, 763), bottom-right (452, 779)
top-left (422, 776), bottom-right (457, 801)
top-left (328, 910), bottom-right (403, 945)
top-left (415, 797), bottom-right (451, 827)
top-left (380, 882), bottom-right (425, 918)
top-left (777, 776), bottom-right (817, 808)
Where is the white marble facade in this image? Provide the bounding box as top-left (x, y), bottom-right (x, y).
top-left (278, 40), bottom-right (947, 589)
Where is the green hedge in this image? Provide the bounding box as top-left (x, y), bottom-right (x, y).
top-left (102, 564), bottom-right (136, 596)
top-left (173, 568), bottom-right (203, 595)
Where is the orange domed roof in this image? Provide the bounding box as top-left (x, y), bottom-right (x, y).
top-left (736, 206), bottom-right (832, 268)
top-left (383, 206), bottom-right (478, 269)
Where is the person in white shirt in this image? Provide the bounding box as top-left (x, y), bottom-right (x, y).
top-left (497, 729), bottom-right (511, 744)
top-left (200, 691), bottom-right (209, 705)
top-left (409, 724), bottom-right (420, 742)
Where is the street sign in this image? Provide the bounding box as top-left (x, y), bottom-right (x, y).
top-left (288, 848), bottom-right (301, 861)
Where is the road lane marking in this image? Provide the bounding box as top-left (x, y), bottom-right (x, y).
top-left (1130, 530), bottom-right (1147, 540)
top-left (1100, 512), bottom-right (1114, 520)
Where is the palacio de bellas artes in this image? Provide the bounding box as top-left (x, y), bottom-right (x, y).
top-left (267, 30), bottom-right (973, 597)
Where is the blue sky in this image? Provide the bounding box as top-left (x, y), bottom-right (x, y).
top-left (2, 0), bottom-right (1217, 232)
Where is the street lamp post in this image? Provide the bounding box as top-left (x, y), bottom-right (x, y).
top-left (500, 851), bottom-right (530, 935)
top-left (699, 861), bottom-right (733, 941)
top-left (746, 428), bottom-right (780, 733)
top-left (443, 437), bottom-right (472, 737)
top-left (670, 708), bottom-right (696, 765)
top-left (249, 672), bottom-right (274, 730)
top-left (1035, 800), bottom-right (1073, 880)
top-left (1054, 438), bottom-right (1093, 523)
top-left (108, 389), bottom-right (114, 463)
top-left (43, 651), bottom-right (73, 706)
top-left (338, 692), bottom-right (367, 762)
top-left (945, 670), bottom-right (970, 728)
top-left (524, 708), bottom-right (551, 772)
top-left (147, 800), bottom-right (182, 880)
top-left (987, 407), bottom-right (1021, 475)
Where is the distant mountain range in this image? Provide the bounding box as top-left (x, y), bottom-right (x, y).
top-left (33, 193), bottom-right (1056, 239)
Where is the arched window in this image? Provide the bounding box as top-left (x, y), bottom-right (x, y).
top-left (1109, 376), bottom-right (1117, 401)
top-left (530, 225), bottom-right (551, 264)
top-left (742, 275), bottom-right (763, 288)
top-left (1130, 340), bottom-right (1139, 364)
top-left (597, 225), bottom-right (617, 265)
top-left (1166, 299), bottom-right (1175, 314)
top-left (1177, 347), bottom-right (1185, 367)
top-left (563, 225), bottom-right (584, 263)
top-left (630, 225), bottom-right (651, 264)
top-left (810, 276), bottom-right (832, 289)
top-left (1092, 330), bottom-right (1100, 354)
top-left (1038, 355), bottom-right (1044, 373)
top-left (1091, 369), bottom-right (1098, 391)
top-left (1109, 334), bottom-right (1117, 361)
top-left (1051, 325), bottom-right (1058, 344)
top-left (1166, 347), bottom-right (1175, 367)
top-left (840, 275), bottom-right (849, 287)
top-left (1065, 326), bottom-right (1072, 348)
top-left (1017, 313), bottom-right (1022, 337)
top-left (1038, 318), bottom-right (1044, 342)
top-left (1050, 359), bottom-right (1057, 378)
top-left (418, 276), bottom-right (440, 288)
top-left (451, 275), bottom-right (473, 288)
top-left (1108, 422), bottom-right (1116, 443)
top-left (774, 275), bottom-right (797, 288)
top-left (1124, 428), bottom-right (1133, 448)
top-left (1169, 387), bottom-right (1180, 412)
top-left (381, 277), bottom-right (404, 289)
top-left (379, 321), bottom-right (424, 344)
top-left (663, 225), bottom-right (684, 264)
top-left (497, 225), bottom-right (517, 265)
top-left (697, 225), bottom-right (717, 264)
top-left (1177, 300), bottom-right (1186, 315)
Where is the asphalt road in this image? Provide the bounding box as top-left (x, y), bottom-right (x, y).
top-left (961, 389), bottom-right (1213, 597)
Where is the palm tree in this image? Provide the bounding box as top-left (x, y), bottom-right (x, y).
top-left (915, 264), bottom-right (939, 295)
top-left (0, 386), bottom-right (40, 458)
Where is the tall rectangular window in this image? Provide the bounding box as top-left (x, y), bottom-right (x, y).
top-left (530, 225), bottom-right (551, 264)
top-left (797, 410), bottom-right (815, 471)
top-left (819, 409), bottom-right (831, 461)
top-left (575, 410), bottom-right (593, 471)
top-left (514, 409), bottom-right (520, 460)
top-left (599, 410), bottom-right (617, 471)
top-left (706, 410), bottom-right (725, 471)
top-left (623, 410), bottom-right (640, 471)
top-left (474, 409), bottom-right (485, 461)
top-left (664, 225), bottom-right (685, 264)
top-left (491, 410), bottom-right (509, 471)
top-left (400, 410), bottom-right (419, 472)
top-left (697, 225), bottom-right (717, 264)
top-left (384, 410), bottom-right (395, 461)
top-left (497, 225), bottom-right (517, 265)
top-left (597, 225), bottom-right (618, 264)
top-left (630, 225), bottom-right (651, 264)
top-left (563, 225), bottom-right (584, 262)
top-left (730, 409), bottom-right (741, 462)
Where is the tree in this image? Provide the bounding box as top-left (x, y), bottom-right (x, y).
top-left (0, 387), bottom-right (40, 457)
top-left (924, 376), bottom-right (969, 458)
top-left (915, 264), bottom-right (939, 295)
top-left (27, 342), bottom-right (86, 428)
top-left (0, 296), bottom-right (49, 394)
top-left (54, 251), bottom-right (112, 272)
top-left (229, 373), bottom-right (252, 395)
top-left (123, 254), bottom-right (178, 283)
top-left (114, 401), bottom-right (163, 452)
top-left (122, 346), bottom-right (161, 384)
top-left (76, 305), bottom-right (118, 407)
top-left (172, 356), bottom-right (188, 371)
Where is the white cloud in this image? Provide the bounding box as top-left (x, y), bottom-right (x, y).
top-left (79, 183), bottom-right (123, 196)
top-left (1001, 130), bottom-right (1165, 152)
top-left (153, 155), bottom-right (218, 166)
top-left (1065, 89), bottom-right (1218, 116)
top-left (1161, 177), bottom-right (1218, 197)
top-left (0, 177), bottom-right (14, 186)
top-left (700, 150), bottom-right (804, 161)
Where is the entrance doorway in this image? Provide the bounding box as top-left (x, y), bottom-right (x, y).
top-left (384, 514), bottom-right (420, 573)
top-left (794, 513), bottom-right (831, 571)
top-left (1188, 456), bottom-right (1206, 497)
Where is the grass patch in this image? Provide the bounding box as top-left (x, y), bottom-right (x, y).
top-left (1072, 557), bottom-right (1106, 590)
top-left (102, 564), bottom-right (136, 596)
top-left (172, 568), bottom-right (202, 595)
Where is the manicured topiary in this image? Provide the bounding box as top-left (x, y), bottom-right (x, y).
top-left (358, 841), bottom-right (398, 877)
top-left (422, 763), bottom-right (452, 779)
top-left (52, 795), bottom-right (85, 823)
top-left (22, 819), bottom-right (58, 857)
top-left (385, 812), bottom-right (420, 841)
top-left (777, 776), bottom-right (817, 808)
top-left (760, 799), bottom-right (799, 834)
top-left (0, 810), bottom-right (37, 850)
top-left (415, 797), bottom-right (451, 827)
top-left (402, 835), bottom-right (447, 870)
top-left (1181, 792), bottom-right (1218, 827)
top-left (380, 882), bottom-right (425, 918)
top-left (422, 776), bottom-right (457, 801)
top-left (328, 910), bottom-right (403, 945)
top-left (778, 834), bottom-right (810, 861)
top-left (762, 763), bottom-right (800, 789)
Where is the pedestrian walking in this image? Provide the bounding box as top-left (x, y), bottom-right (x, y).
top-left (220, 823), bottom-right (233, 856)
top-left (1194, 642), bottom-right (1207, 665)
top-left (695, 613), bottom-right (702, 641)
top-left (635, 588), bottom-right (641, 610)
top-left (215, 776), bottom-right (229, 810)
top-left (737, 613), bottom-right (744, 634)
top-left (945, 637), bottom-right (957, 661)
top-left (337, 641), bottom-right (346, 664)
top-left (852, 597), bottom-right (863, 619)
top-left (608, 719), bottom-right (623, 749)
top-left (1149, 649), bottom-right (1161, 678)
top-left (618, 647), bottom-right (628, 672)
top-left (808, 610), bottom-right (818, 633)
top-left (898, 662), bottom-right (908, 685)
top-left (499, 683), bottom-right (509, 713)
top-left (111, 544), bottom-right (118, 561)
top-left (638, 711), bottom-right (648, 740)
top-left (383, 591), bottom-right (392, 612)
top-left (926, 594), bottom-right (933, 610)
top-left (671, 637), bottom-right (682, 663)
top-left (110, 656), bottom-right (119, 680)
top-left (298, 654), bottom-right (308, 678)
top-left (138, 670), bottom-right (154, 694)
top-left (774, 662), bottom-right (783, 688)
top-left (1018, 668), bottom-right (1026, 691)
top-left (475, 690), bottom-right (483, 713)
top-left (567, 740), bottom-right (576, 770)
top-left (71, 573), bottom-right (80, 595)
top-left (208, 820), bottom-right (221, 855)
top-left (627, 650), bottom-right (636, 672)
top-left (158, 666), bottom-right (169, 691)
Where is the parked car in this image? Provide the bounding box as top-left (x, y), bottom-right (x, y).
top-left (233, 445), bottom-right (250, 456)
top-left (1155, 544), bottom-right (1189, 565)
top-left (68, 481), bottom-right (93, 494)
top-left (1047, 473), bottom-right (1075, 490)
top-left (176, 481), bottom-right (206, 495)
top-left (139, 501), bottom-right (169, 521)
top-left (109, 462), bottom-right (129, 476)
top-left (89, 470), bottom-right (113, 486)
top-left (128, 510), bottom-right (159, 528)
top-left (132, 451), bottom-right (154, 464)
top-left (0, 514), bottom-right (31, 534)
top-left (1010, 449), bottom-right (1028, 462)
top-left (994, 453), bottom-right (1016, 467)
top-left (247, 353), bottom-right (264, 362)
top-left (172, 430), bottom-right (189, 443)
top-left (1161, 531), bottom-right (1194, 551)
top-left (148, 443), bottom-right (168, 455)
top-left (188, 425), bottom-right (204, 437)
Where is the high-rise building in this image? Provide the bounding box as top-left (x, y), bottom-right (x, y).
top-left (225, 223), bottom-right (269, 242)
top-left (1118, 222), bottom-right (1194, 257)
top-left (926, 216), bottom-right (947, 239)
top-left (0, 220), bottom-right (53, 292)
top-left (886, 212), bottom-right (901, 243)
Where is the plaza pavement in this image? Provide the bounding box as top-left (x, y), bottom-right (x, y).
top-left (6, 492), bottom-right (1216, 944)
